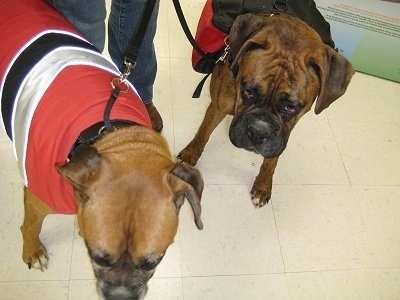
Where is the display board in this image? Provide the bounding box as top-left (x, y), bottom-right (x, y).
top-left (316, 0), bottom-right (400, 82)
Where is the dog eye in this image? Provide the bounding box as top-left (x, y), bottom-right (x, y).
top-left (284, 104), bottom-right (297, 114)
top-left (242, 88), bottom-right (253, 102)
top-left (281, 103), bottom-right (299, 118)
top-left (137, 253), bottom-right (164, 271)
top-left (240, 83), bottom-right (259, 105)
top-left (88, 248), bottom-right (115, 267)
top-left (93, 256), bottom-right (113, 267)
top-left (137, 259), bottom-right (158, 271)
top-left (278, 96), bottom-right (302, 118)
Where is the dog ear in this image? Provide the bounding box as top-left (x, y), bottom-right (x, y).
top-left (229, 13), bottom-right (266, 57)
top-left (57, 145), bottom-right (102, 191)
top-left (169, 162), bottom-right (204, 230)
top-left (311, 46), bottom-right (354, 114)
top-left (229, 13), bottom-right (266, 76)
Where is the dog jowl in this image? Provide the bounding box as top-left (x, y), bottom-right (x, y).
top-left (178, 13), bottom-right (354, 207)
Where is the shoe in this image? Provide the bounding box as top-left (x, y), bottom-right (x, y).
top-left (145, 103), bottom-right (163, 132)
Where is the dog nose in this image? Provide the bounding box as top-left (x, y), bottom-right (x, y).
top-left (247, 119), bottom-right (276, 144)
top-left (99, 282), bottom-right (148, 300)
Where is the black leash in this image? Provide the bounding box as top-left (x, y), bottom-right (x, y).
top-left (103, 0), bottom-right (157, 131)
top-left (122, 0), bottom-right (158, 73)
top-left (172, 0), bottom-right (208, 58)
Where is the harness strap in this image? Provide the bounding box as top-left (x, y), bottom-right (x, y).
top-left (69, 120), bottom-right (135, 159)
top-left (103, 86), bottom-right (122, 130)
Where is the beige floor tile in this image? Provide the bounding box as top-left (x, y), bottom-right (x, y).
top-left (331, 120), bottom-right (400, 185)
top-left (178, 184), bottom-right (284, 277)
top-left (146, 278), bottom-right (184, 300)
top-left (182, 274), bottom-right (289, 300)
top-left (353, 186), bottom-right (400, 267)
top-left (376, 268), bottom-right (400, 299)
top-left (273, 185), bottom-right (376, 272)
top-left (274, 113), bottom-right (349, 185)
top-left (287, 268), bottom-right (400, 300)
top-left (0, 281), bottom-right (69, 300)
top-left (68, 280), bottom-right (99, 300)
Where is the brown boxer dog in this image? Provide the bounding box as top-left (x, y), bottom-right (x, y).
top-left (21, 126), bottom-right (203, 300)
top-left (2, 1), bottom-right (203, 299)
top-left (178, 13), bottom-right (354, 207)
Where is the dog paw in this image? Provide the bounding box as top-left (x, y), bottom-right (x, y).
top-left (250, 187), bottom-right (271, 208)
top-left (24, 247), bottom-right (49, 272)
top-left (176, 151), bottom-right (199, 166)
top-left (251, 196), bottom-right (269, 208)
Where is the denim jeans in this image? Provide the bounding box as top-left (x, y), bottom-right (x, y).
top-left (46, 0), bottom-right (160, 104)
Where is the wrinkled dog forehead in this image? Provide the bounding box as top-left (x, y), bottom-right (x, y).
top-left (229, 13), bottom-right (324, 53)
top-left (229, 14), bottom-right (325, 81)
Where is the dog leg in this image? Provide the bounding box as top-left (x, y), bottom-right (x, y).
top-left (251, 157), bottom-right (279, 207)
top-left (177, 102), bottom-right (226, 165)
top-left (20, 187), bottom-right (53, 271)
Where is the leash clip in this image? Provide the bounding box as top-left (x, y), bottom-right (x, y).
top-left (111, 57), bottom-right (137, 93)
top-left (216, 38), bottom-right (231, 64)
top-left (110, 57), bottom-right (137, 92)
top-left (121, 58), bottom-right (137, 80)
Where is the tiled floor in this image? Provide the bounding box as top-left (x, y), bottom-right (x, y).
top-left (1, 1), bottom-right (400, 299)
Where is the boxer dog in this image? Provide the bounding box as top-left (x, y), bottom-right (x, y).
top-left (178, 13), bottom-right (354, 207)
top-left (1, 1), bottom-right (203, 299)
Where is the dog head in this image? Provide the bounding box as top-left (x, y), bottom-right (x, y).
top-left (228, 13), bottom-right (354, 157)
top-left (58, 126), bottom-right (203, 300)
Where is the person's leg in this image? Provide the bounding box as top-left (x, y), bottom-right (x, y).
top-left (46, 0), bottom-right (106, 52)
top-left (108, 0), bottom-right (163, 131)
